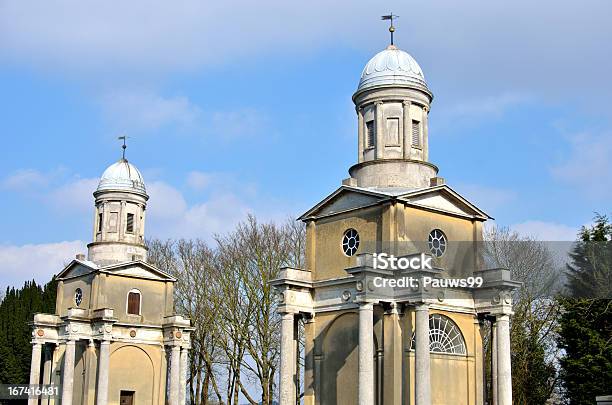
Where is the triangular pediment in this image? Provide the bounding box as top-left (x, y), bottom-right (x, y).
top-left (299, 186), bottom-right (391, 220)
top-left (300, 184), bottom-right (491, 221)
top-left (57, 259), bottom-right (175, 282)
top-left (397, 185), bottom-right (491, 220)
top-left (57, 259), bottom-right (99, 280)
top-left (101, 261), bottom-right (176, 282)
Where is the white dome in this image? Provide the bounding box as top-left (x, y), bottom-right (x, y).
top-left (357, 45), bottom-right (428, 93)
top-left (97, 159), bottom-right (146, 195)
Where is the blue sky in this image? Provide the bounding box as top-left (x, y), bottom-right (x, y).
top-left (1, 0), bottom-right (611, 287)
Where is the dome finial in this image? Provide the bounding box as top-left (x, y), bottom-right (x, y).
top-left (118, 135), bottom-right (129, 161)
top-left (381, 13), bottom-right (399, 46)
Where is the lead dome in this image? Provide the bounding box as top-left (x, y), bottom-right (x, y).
top-left (357, 45), bottom-right (428, 94)
top-left (96, 158), bottom-right (146, 195)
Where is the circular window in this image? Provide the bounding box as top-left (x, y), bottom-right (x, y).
top-left (428, 229), bottom-right (447, 257)
top-left (74, 288), bottom-right (83, 306)
top-left (342, 228), bottom-right (360, 256)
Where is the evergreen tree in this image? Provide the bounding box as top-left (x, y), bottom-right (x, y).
top-left (0, 277), bottom-right (57, 384)
top-left (558, 214), bottom-right (612, 404)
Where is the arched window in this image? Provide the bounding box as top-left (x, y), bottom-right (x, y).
top-left (127, 289), bottom-right (141, 315)
top-left (410, 314), bottom-right (467, 355)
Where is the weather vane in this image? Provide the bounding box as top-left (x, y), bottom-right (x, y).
top-left (118, 135), bottom-right (129, 160)
top-left (381, 13), bottom-right (399, 46)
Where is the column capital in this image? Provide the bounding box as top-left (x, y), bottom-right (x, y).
top-left (374, 100), bottom-right (383, 106)
top-left (414, 302), bottom-right (430, 311)
top-left (402, 100), bottom-right (412, 107)
top-left (358, 301), bottom-right (375, 310)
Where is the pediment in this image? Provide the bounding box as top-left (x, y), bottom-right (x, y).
top-left (57, 260), bottom-right (98, 280)
top-left (57, 259), bottom-right (176, 282)
top-left (299, 186), bottom-right (389, 220)
top-left (398, 186), bottom-right (491, 220)
top-left (101, 261), bottom-right (176, 282)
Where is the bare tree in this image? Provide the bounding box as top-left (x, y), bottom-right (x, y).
top-left (215, 215), bottom-right (305, 405)
top-left (148, 239), bottom-right (225, 405)
top-left (483, 226), bottom-right (562, 404)
top-left (148, 216), bottom-right (305, 405)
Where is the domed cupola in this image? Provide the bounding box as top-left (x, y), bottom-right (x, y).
top-left (356, 45), bottom-right (429, 95)
top-left (88, 154), bottom-right (149, 266)
top-left (348, 40), bottom-right (438, 190)
top-left (97, 158), bottom-right (147, 196)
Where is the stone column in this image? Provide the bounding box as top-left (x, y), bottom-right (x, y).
top-left (96, 340), bottom-right (110, 405)
top-left (357, 108), bottom-right (364, 163)
top-left (29, 342), bottom-right (42, 405)
top-left (375, 101), bottom-right (384, 159)
top-left (496, 314), bottom-right (512, 405)
top-left (303, 319), bottom-right (315, 405)
top-left (414, 303), bottom-right (431, 405)
top-left (42, 346), bottom-right (53, 405)
top-left (402, 101), bottom-right (411, 159)
top-left (492, 321), bottom-right (498, 405)
top-left (422, 106), bottom-right (429, 161)
top-left (179, 348), bottom-right (189, 405)
top-left (279, 313), bottom-right (296, 405)
top-left (168, 345), bottom-right (181, 405)
top-left (49, 344), bottom-right (60, 405)
top-left (358, 303), bottom-right (374, 405)
top-left (61, 340), bottom-right (76, 405)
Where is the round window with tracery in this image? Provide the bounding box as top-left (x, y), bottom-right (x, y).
top-left (342, 228), bottom-right (360, 256)
top-left (428, 229), bottom-right (447, 257)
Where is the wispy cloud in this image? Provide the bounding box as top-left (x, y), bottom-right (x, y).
top-left (1, 169), bottom-right (51, 191)
top-left (511, 220), bottom-right (579, 241)
top-left (100, 89), bottom-right (201, 133)
top-left (0, 240), bottom-right (86, 287)
top-left (454, 183), bottom-right (518, 212)
top-left (550, 131), bottom-right (612, 198)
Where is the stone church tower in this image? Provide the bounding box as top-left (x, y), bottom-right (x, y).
top-left (273, 43), bottom-right (520, 404)
top-left (29, 156), bottom-right (192, 405)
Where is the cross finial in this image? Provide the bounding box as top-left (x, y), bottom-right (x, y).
top-left (381, 13), bottom-right (399, 46)
top-left (118, 136), bottom-right (129, 160)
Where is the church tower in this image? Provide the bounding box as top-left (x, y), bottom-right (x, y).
top-left (28, 152), bottom-right (192, 405)
top-left (88, 157), bottom-right (149, 265)
top-left (273, 30), bottom-right (519, 405)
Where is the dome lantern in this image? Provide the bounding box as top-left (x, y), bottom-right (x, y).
top-left (88, 157), bottom-right (149, 266)
top-left (349, 43), bottom-right (437, 190)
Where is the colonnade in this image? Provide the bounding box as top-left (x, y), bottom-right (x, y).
top-left (28, 340), bottom-right (189, 405)
top-left (277, 304), bottom-right (513, 405)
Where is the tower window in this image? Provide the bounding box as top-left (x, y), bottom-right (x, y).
top-left (126, 213), bottom-right (134, 233)
top-left (366, 121), bottom-right (375, 148)
top-left (98, 213), bottom-right (103, 232)
top-left (127, 289), bottom-right (141, 315)
top-left (412, 120), bottom-right (421, 146)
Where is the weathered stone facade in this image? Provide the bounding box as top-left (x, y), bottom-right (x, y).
top-left (272, 44), bottom-right (520, 405)
top-left (29, 158), bottom-right (192, 405)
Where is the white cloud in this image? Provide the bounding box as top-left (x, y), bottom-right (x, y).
top-left (48, 177), bottom-right (99, 213)
top-left (511, 221), bottom-right (578, 241)
top-left (1, 0), bottom-right (610, 112)
top-left (453, 183), bottom-right (517, 212)
top-left (209, 109), bottom-right (268, 138)
top-left (186, 171), bottom-right (213, 190)
top-left (0, 240), bottom-right (86, 287)
top-left (436, 92), bottom-right (532, 129)
top-left (147, 181), bottom-right (189, 221)
top-left (146, 180), bottom-right (252, 240)
top-left (1, 169), bottom-right (56, 191)
top-left (100, 89), bottom-right (201, 133)
top-left (550, 132), bottom-right (612, 198)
